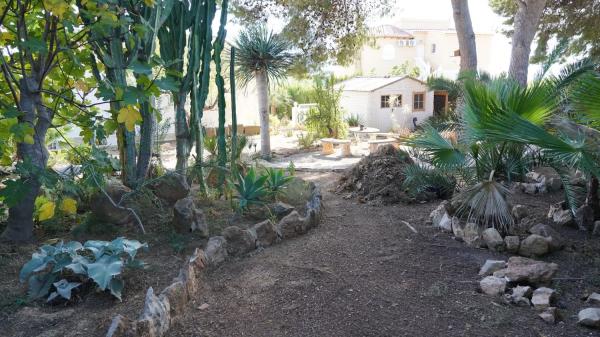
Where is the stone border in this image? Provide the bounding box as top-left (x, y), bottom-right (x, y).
top-left (106, 184), bottom-right (322, 337)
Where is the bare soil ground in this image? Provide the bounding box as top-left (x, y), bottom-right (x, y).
top-left (170, 172), bottom-right (600, 337)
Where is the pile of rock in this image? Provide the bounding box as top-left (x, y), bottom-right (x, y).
top-left (478, 257), bottom-right (560, 324)
top-left (514, 167), bottom-right (562, 195)
top-left (430, 202), bottom-right (565, 257)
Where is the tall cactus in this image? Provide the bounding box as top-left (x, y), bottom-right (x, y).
top-left (230, 47), bottom-right (238, 173)
top-left (213, 0), bottom-right (230, 188)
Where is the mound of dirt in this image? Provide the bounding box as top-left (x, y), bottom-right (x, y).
top-left (337, 145), bottom-right (434, 204)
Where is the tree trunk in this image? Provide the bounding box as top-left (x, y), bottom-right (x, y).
top-left (1, 77), bottom-right (51, 242)
top-left (587, 176), bottom-right (600, 220)
top-left (136, 98), bottom-right (155, 185)
top-left (174, 92), bottom-right (191, 172)
top-left (509, 0), bottom-right (547, 86)
top-left (256, 70), bottom-right (270, 159)
top-left (451, 0), bottom-right (478, 72)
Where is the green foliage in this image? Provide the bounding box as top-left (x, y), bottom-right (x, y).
top-left (297, 132), bottom-right (317, 149)
top-left (345, 114), bottom-right (361, 127)
top-left (232, 167), bottom-right (268, 211)
top-left (304, 75), bottom-right (348, 138)
top-left (19, 238), bottom-right (147, 302)
top-left (234, 25), bottom-right (294, 88)
top-left (264, 167), bottom-right (294, 200)
top-left (390, 61), bottom-right (420, 78)
top-left (402, 164), bottom-right (456, 199)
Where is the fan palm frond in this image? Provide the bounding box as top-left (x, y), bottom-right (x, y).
top-left (234, 25), bottom-right (294, 88)
top-left (401, 125), bottom-right (466, 169)
top-left (453, 179), bottom-right (513, 232)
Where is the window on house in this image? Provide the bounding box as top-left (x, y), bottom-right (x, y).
top-left (413, 93), bottom-right (425, 111)
top-left (393, 95), bottom-right (402, 107)
top-left (381, 95), bottom-right (390, 108)
top-left (431, 43), bottom-right (437, 54)
top-left (453, 49), bottom-right (461, 57)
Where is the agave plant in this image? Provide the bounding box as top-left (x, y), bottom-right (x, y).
top-left (233, 167), bottom-right (269, 211)
top-left (264, 167), bottom-right (294, 200)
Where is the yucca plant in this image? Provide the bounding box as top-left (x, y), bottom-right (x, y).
top-left (233, 167), bottom-right (269, 211)
top-left (234, 25), bottom-right (294, 159)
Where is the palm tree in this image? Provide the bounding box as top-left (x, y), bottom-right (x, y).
top-left (234, 25), bottom-right (294, 159)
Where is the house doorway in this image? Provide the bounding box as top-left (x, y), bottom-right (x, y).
top-left (433, 91), bottom-right (448, 116)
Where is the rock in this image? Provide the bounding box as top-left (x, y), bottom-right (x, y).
top-left (276, 210), bottom-right (310, 239)
top-left (527, 167), bottom-right (561, 192)
top-left (480, 276), bottom-right (507, 296)
top-left (575, 204), bottom-right (595, 231)
top-left (451, 217), bottom-right (464, 241)
top-left (539, 307), bottom-right (558, 324)
top-left (531, 287), bottom-right (555, 310)
top-left (106, 314), bottom-right (137, 337)
top-left (172, 197), bottom-right (208, 236)
top-left (89, 180), bottom-right (133, 225)
top-left (528, 223), bottom-right (564, 251)
top-left (519, 234), bottom-right (550, 257)
top-left (578, 308), bottom-right (600, 328)
top-left (159, 281), bottom-right (187, 318)
top-left (493, 256), bottom-right (558, 286)
top-left (512, 205), bottom-right (528, 222)
top-left (553, 209), bottom-right (575, 227)
top-left (251, 220), bottom-right (277, 247)
top-left (430, 202), bottom-right (451, 231)
top-left (504, 236), bottom-right (520, 253)
top-left (517, 182), bottom-right (546, 194)
top-left (198, 303), bottom-right (209, 310)
top-left (547, 178), bottom-right (562, 191)
top-left (482, 228), bottom-right (505, 251)
top-left (269, 202), bottom-right (295, 218)
top-left (594, 221), bottom-right (600, 236)
top-left (509, 285), bottom-right (533, 306)
top-left (587, 293), bottom-right (600, 305)
top-left (222, 226), bottom-right (256, 256)
top-left (479, 260), bottom-right (506, 276)
top-left (463, 223), bottom-right (483, 248)
top-left (204, 236), bottom-right (227, 265)
top-left (137, 287), bottom-right (170, 337)
top-left (148, 173), bottom-right (190, 205)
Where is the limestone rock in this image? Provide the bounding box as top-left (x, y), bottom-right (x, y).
top-left (430, 202), bottom-right (451, 232)
top-left (251, 220), bottom-right (277, 247)
top-left (205, 236), bottom-right (227, 265)
top-left (89, 180), bottom-right (133, 225)
top-left (510, 285), bottom-right (533, 306)
top-left (552, 209), bottom-right (574, 227)
top-left (539, 307), bottom-right (558, 324)
top-left (269, 202), bottom-right (295, 218)
top-left (578, 308), bottom-right (600, 328)
top-left (587, 293), bottom-right (600, 305)
top-left (105, 314), bottom-right (137, 337)
top-left (519, 234), bottom-right (550, 257)
top-left (504, 236), bottom-right (520, 253)
top-left (493, 256), bottom-right (558, 286)
top-left (159, 281), bottom-right (187, 318)
top-left (172, 197), bottom-right (208, 236)
top-left (527, 167), bottom-right (561, 192)
top-left (480, 276), bottom-right (507, 296)
top-left (531, 287), bottom-right (555, 310)
top-left (512, 204), bottom-right (528, 222)
top-left (222, 226), bottom-right (256, 256)
top-left (528, 223), bottom-right (564, 252)
top-left (276, 210), bottom-right (309, 239)
top-left (575, 204), bottom-right (595, 231)
top-left (482, 228), bottom-right (505, 251)
top-left (148, 173), bottom-right (190, 205)
top-left (593, 221), bottom-right (600, 236)
top-left (137, 287), bottom-right (170, 337)
top-left (479, 260), bottom-right (506, 276)
top-left (547, 178), bottom-right (562, 191)
top-left (463, 223), bottom-right (483, 248)
top-left (451, 217), bottom-right (464, 241)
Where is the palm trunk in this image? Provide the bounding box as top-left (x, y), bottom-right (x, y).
top-left (2, 77), bottom-right (51, 242)
top-left (451, 0), bottom-right (477, 72)
top-left (587, 176), bottom-right (600, 220)
top-left (509, 0), bottom-right (547, 86)
top-left (256, 70), bottom-right (270, 159)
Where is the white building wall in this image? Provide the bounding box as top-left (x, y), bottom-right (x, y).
top-left (341, 78), bottom-right (434, 132)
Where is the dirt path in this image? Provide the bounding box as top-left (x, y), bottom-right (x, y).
top-left (170, 172), bottom-right (595, 337)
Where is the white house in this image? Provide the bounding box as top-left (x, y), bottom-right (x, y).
top-left (336, 76), bottom-right (441, 132)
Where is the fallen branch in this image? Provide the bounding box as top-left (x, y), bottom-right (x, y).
top-left (400, 220), bottom-right (418, 234)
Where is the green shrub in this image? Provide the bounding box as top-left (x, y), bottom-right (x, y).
top-left (233, 167), bottom-right (268, 211)
top-left (19, 238), bottom-right (147, 302)
top-left (304, 75), bottom-right (348, 138)
top-left (297, 132), bottom-right (317, 149)
top-left (345, 114), bottom-right (360, 127)
top-left (265, 167), bottom-right (294, 200)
